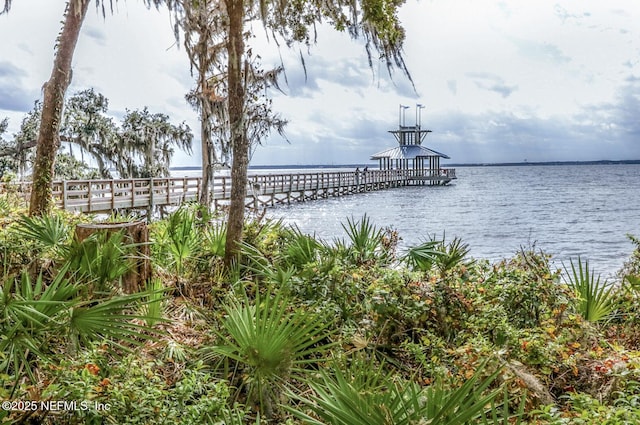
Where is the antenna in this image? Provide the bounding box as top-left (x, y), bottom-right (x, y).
top-left (416, 103), bottom-right (425, 128)
top-left (399, 104), bottom-right (409, 127)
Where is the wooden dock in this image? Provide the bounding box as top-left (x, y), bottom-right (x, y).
top-left (0, 168), bottom-right (456, 213)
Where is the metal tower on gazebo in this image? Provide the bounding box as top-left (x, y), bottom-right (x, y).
top-left (370, 104), bottom-right (456, 185)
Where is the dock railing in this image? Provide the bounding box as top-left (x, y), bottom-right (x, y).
top-left (53, 177), bottom-right (202, 213)
top-left (0, 168), bottom-right (455, 213)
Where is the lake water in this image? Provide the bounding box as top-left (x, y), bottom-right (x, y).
top-left (258, 164), bottom-right (640, 280)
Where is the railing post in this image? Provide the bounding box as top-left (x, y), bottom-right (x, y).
top-left (222, 176), bottom-right (227, 199)
top-left (62, 181), bottom-right (68, 211)
top-left (87, 181), bottom-right (92, 212)
top-left (149, 178), bottom-right (155, 209)
top-left (110, 180), bottom-right (115, 211)
top-left (183, 177), bottom-right (188, 202)
top-left (131, 179), bottom-right (135, 208)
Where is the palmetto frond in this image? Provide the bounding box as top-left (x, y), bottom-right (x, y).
top-left (341, 214), bottom-right (386, 264)
top-left (164, 206), bottom-right (201, 274)
top-left (12, 213), bottom-right (72, 259)
top-left (12, 266), bottom-right (78, 326)
top-left (208, 287), bottom-right (336, 415)
top-left (64, 230), bottom-right (134, 291)
top-left (403, 239), bottom-right (443, 272)
top-left (203, 221), bottom-right (227, 258)
top-left (69, 291), bottom-right (163, 349)
top-left (404, 234), bottom-right (472, 274)
top-left (141, 278), bottom-right (167, 327)
top-left (282, 225), bottom-right (322, 269)
top-left (435, 235), bottom-right (472, 274)
top-left (0, 269), bottom-right (72, 380)
top-left (564, 257), bottom-right (616, 323)
top-left (0, 262), bottom-right (163, 382)
top-left (288, 359), bottom-right (504, 425)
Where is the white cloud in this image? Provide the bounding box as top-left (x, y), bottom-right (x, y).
top-left (1, 0), bottom-right (640, 166)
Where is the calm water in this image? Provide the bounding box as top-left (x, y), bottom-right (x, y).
top-left (262, 164), bottom-right (640, 280)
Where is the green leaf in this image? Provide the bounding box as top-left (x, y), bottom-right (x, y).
top-left (287, 358), bottom-right (504, 425)
top-left (69, 291), bottom-right (164, 350)
top-left (563, 257), bottom-right (615, 322)
top-left (12, 213), bottom-right (71, 258)
top-left (208, 287), bottom-right (336, 415)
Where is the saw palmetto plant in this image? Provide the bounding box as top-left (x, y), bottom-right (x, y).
top-left (564, 257), bottom-right (616, 323)
top-left (0, 265), bottom-right (163, 386)
top-left (288, 358), bottom-right (507, 425)
top-left (206, 287), bottom-right (336, 417)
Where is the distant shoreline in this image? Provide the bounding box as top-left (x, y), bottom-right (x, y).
top-left (448, 159), bottom-right (640, 167)
top-left (170, 159), bottom-right (640, 171)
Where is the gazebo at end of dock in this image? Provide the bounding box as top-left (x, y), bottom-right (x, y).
top-left (370, 104), bottom-right (456, 185)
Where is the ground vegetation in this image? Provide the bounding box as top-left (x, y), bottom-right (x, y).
top-left (2, 195), bottom-right (640, 423)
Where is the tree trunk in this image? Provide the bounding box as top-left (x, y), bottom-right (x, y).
top-left (199, 74), bottom-right (214, 208)
top-left (29, 0), bottom-right (90, 216)
top-left (75, 221), bottom-right (151, 294)
top-left (223, 0), bottom-right (247, 266)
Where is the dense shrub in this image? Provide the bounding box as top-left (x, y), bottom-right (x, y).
top-left (32, 352), bottom-right (231, 424)
top-left (3, 206), bottom-right (640, 424)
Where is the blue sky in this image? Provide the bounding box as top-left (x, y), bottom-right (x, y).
top-left (1, 0), bottom-right (640, 165)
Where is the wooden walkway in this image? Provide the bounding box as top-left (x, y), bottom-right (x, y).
top-left (0, 168), bottom-right (456, 213)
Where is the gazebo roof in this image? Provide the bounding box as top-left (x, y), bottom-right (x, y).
top-left (370, 145), bottom-right (450, 160)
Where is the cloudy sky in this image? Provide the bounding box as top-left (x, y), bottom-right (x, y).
top-left (1, 0), bottom-right (640, 166)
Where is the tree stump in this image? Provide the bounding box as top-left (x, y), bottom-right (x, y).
top-left (75, 221), bottom-right (150, 294)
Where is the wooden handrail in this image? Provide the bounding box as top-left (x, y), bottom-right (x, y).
top-left (0, 168), bottom-right (456, 213)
